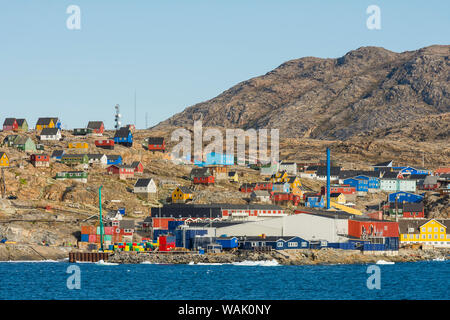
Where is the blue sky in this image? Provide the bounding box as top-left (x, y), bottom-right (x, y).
top-left (0, 0), bottom-right (448, 129)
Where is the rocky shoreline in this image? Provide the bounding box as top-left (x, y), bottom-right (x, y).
top-left (107, 248), bottom-right (450, 265)
top-left (0, 245), bottom-right (448, 265)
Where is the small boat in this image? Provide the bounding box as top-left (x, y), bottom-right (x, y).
top-left (95, 259), bottom-right (118, 266)
top-left (376, 260), bottom-right (395, 265)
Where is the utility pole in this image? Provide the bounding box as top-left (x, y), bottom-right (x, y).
top-left (134, 90), bottom-right (137, 128)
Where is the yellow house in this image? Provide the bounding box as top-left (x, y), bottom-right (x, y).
top-left (330, 192), bottom-right (346, 204)
top-left (228, 171), bottom-right (239, 183)
top-left (291, 186), bottom-right (304, 198)
top-left (35, 118), bottom-right (57, 131)
top-left (399, 219), bottom-right (450, 248)
top-left (172, 186), bottom-right (194, 203)
top-left (68, 142), bottom-right (89, 149)
top-left (0, 152), bottom-right (10, 167)
top-left (271, 171), bottom-right (288, 183)
top-left (287, 176), bottom-right (302, 189)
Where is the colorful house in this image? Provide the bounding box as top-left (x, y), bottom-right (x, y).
top-left (402, 202), bottom-right (425, 218)
top-left (422, 176), bottom-right (440, 190)
top-left (353, 175), bottom-right (380, 192)
top-left (55, 171), bottom-right (88, 183)
top-left (131, 161), bottom-right (144, 175)
top-left (397, 166), bottom-right (431, 176)
top-left (0, 152), bottom-right (9, 167)
top-left (172, 186), bottom-right (194, 203)
top-left (30, 154), bottom-right (50, 167)
top-left (87, 121), bottom-right (105, 135)
top-left (388, 191), bottom-right (423, 203)
top-left (287, 176), bottom-right (302, 190)
top-left (305, 194), bottom-right (324, 208)
top-left (343, 178), bottom-right (368, 194)
top-left (95, 139), bottom-right (115, 150)
top-left (16, 119), bottom-right (28, 132)
top-left (146, 137), bottom-right (165, 152)
top-left (271, 171), bottom-right (288, 183)
top-left (272, 182), bottom-right (290, 193)
top-left (68, 142), bottom-right (89, 149)
top-left (113, 127), bottom-right (133, 147)
top-left (207, 166), bottom-right (228, 180)
top-left (2, 118), bottom-right (18, 131)
top-left (228, 171), bottom-right (239, 183)
top-left (106, 155), bottom-right (122, 165)
top-left (73, 128), bottom-right (93, 136)
top-left (36, 117), bottom-right (60, 131)
top-left (51, 150), bottom-right (65, 161)
top-left (61, 154), bottom-right (89, 165)
top-left (399, 219), bottom-right (450, 248)
top-left (106, 165), bottom-right (135, 180)
top-left (10, 136), bottom-right (36, 152)
top-left (205, 152), bottom-right (234, 166)
top-left (330, 192), bottom-right (346, 204)
top-left (39, 128), bottom-right (61, 141)
top-left (434, 167), bottom-right (450, 176)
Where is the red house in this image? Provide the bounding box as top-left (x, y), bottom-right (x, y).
top-left (402, 202), bottom-right (425, 218)
top-left (95, 139), bottom-right (114, 149)
top-left (193, 175), bottom-right (215, 185)
top-left (3, 118), bottom-right (18, 131)
top-left (30, 154), bottom-right (50, 167)
top-left (254, 182), bottom-right (273, 191)
top-left (147, 137), bottom-right (165, 152)
top-left (348, 219), bottom-right (399, 238)
top-left (321, 184), bottom-right (356, 195)
top-left (106, 165), bottom-right (135, 180)
top-left (87, 121), bottom-right (105, 135)
top-left (131, 161), bottom-right (144, 175)
top-left (240, 183), bottom-right (256, 193)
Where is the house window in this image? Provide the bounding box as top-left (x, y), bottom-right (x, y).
top-left (422, 235), bottom-right (426, 239)
top-left (434, 228), bottom-right (438, 232)
top-left (277, 242), bottom-right (283, 248)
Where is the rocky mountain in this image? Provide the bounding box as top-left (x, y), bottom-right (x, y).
top-left (155, 45), bottom-right (450, 140)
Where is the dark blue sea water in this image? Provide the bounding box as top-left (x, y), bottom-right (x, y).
top-left (0, 260), bottom-right (448, 300)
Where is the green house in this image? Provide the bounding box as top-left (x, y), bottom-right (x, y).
top-left (55, 171), bottom-right (88, 183)
top-left (16, 119), bottom-right (29, 132)
top-left (61, 154), bottom-right (89, 165)
top-left (73, 128), bottom-right (93, 136)
top-left (7, 136), bottom-right (37, 152)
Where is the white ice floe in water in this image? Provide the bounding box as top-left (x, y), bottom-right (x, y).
top-left (376, 260), bottom-right (395, 265)
top-left (140, 261), bottom-right (161, 264)
top-left (232, 259), bottom-right (279, 266)
top-left (95, 259), bottom-right (119, 266)
top-left (432, 257), bottom-right (445, 262)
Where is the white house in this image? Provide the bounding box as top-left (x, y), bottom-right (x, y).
top-left (380, 178), bottom-right (416, 192)
top-left (40, 128), bottom-right (61, 141)
top-left (133, 178), bottom-right (157, 195)
top-left (260, 163), bottom-right (279, 176)
top-left (279, 162), bottom-right (297, 175)
top-left (250, 190), bottom-right (271, 203)
top-left (86, 154), bottom-right (108, 166)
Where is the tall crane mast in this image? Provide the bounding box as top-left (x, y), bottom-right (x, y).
top-left (114, 104), bottom-right (122, 130)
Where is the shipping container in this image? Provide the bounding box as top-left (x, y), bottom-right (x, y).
top-left (81, 234), bottom-right (90, 242)
top-left (88, 235), bottom-right (96, 243)
top-left (81, 226), bottom-right (90, 235)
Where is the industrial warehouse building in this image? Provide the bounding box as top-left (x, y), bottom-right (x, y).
top-left (150, 203), bottom-right (286, 221)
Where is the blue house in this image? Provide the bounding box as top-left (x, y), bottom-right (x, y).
top-left (239, 236), bottom-right (309, 250)
top-left (51, 150), bottom-right (65, 161)
top-left (305, 194), bottom-right (324, 208)
top-left (106, 155), bottom-right (122, 165)
top-left (388, 191), bottom-right (424, 203)
top-left (343, 178), bottom-right (369, 193)
top-left (205, 152), bottom-right (234, 166)
top-left (353, 175), bottom-right (380, 190)
top-left (114, 127), bottom-right (133, 147)
top-left (215, 237), bottom-right (238, 249)
top-left (394, 166), bottom-right (430, 175)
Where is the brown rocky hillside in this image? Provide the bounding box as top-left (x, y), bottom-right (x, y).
top-left (155, 45), bottom-right (450, 140)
